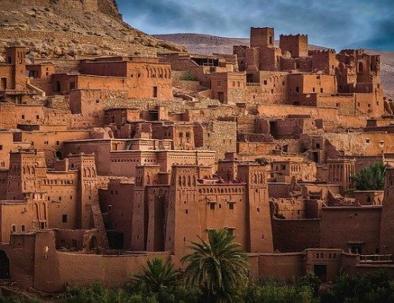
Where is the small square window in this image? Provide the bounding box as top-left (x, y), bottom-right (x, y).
top-left (62, 214), bottom-right (68, 223)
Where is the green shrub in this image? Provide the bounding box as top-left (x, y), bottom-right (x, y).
top-left (244, 280), bottom-right (317, 303)
top-left (321, 271), bottom-right (394, 303)
top-left (352, 162), bottom-right (385, 190)
top-left (180, 71), bottom-right (198, 81)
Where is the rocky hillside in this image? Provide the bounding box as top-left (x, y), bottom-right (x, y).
top-left (0, 0), bottom-right (183, 62)
top-left (154, 34), bottom-right (250, 55)
top-left (378, 52), bottom-right (394, 99)
top-left (156, 33), bottom-right (394, 99)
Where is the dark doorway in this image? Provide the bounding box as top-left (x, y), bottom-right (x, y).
top-left (0, 250), bottom-right (10, 279)
top-left (89, 236), bottom-right (98, 250)
top-left (153, 86), bottom-right (158, 98)
top-left (359, 62), bottom-right (364, 73)
top-left (269, 121), bottom-right (277, 138)
top-left (314, 264), bottom-right (327, 282)
top-left (217, 92), bottom-right (224, 103)
top-left (107, 231), bottom-right (124, 249)
top-left (312, 152), bottom-right (319, 163)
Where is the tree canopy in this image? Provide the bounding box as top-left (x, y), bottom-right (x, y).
top-left (352, 162), bottom-right (385, 190)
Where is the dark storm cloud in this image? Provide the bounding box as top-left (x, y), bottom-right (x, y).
top-left (117, 0), bottom-right (394, 50)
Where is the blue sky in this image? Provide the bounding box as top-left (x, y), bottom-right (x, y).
top-left (117, 0), bottom-right (394, 51)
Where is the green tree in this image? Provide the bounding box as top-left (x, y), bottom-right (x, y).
top-left (182, 229), bottom-right (249, 303)
top-left (321, 271), bottom-right (394, 303)
top-left (132, 258), bottom-right (179, 294)
top-left (352, 162), bottom-right (385, 190)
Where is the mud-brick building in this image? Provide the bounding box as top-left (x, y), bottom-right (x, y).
top-left (48, 56), bottom-right (173, 100)
top-left (100, 162), bottom-right (273, 256)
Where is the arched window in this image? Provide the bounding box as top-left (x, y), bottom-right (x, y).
top-left (147, 174), bottom-right (151, 185)
top-left (182, 176), bottom-right (186, 186)
top-left (35, 203), bottom-right (40, 220)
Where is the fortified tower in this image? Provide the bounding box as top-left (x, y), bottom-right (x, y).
top-left (6, 150), bottom-right (46, 200)
top-left (165, 165), bottom-right (199, 256)
top-left (67, 153), bottom-right (96, 229)
top-left (250, 27), bottom-right (274, 49)
top-left (5, 46), bottom-right (26, 91)
top-left (279, 34), bottom-right (309, 58)
top-left (130, 165), bottom-right (161, 250)
top-left (237, 163), bottom-right (273, 252)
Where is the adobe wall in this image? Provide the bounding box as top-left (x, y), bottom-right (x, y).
top-left (0, 65), bottom-right (14, 90)
top-left (287, 74), bottom-right (337, 104)
top-left (279, 35), bottom-right (308, 58)
top-left (270, 118), bottom-right (317, 139)
top-left (268, 182), bottom-right (292, 198)
top-left (210, 72), bottom-right (246, 104)
top-left (18, 130), bottom-right (91, 166)
top-left (355, 92), bottom-right (385, 117)
top-left (194, 121), bottom-right (237, 160)
top-left (354, 190), bottom-right (384, 206)
top-left (77, 61), bottom-right (172, 100)
top-left (99, 180), bottom-right (134, 248)
top-left (314, 94), bottom-right (355, 115)
top-left (0, 235), bottom-right (36, 288)
top-left (258, 104), bottom-right (338, 118)
top-left (311, 50), bottom-right (337, 75)
top-left (0, 132), bottom-right (16, 169)
top-left (237, 141), bottom-right (276, 156)
top-left (272, 198), bottom-right (305, 219)
top-left (69, 89), bottom-right (128, 126)
top-left (256, 253), bottom-right (305, 280)
top-left (57, 251), bottom-right (170, 288)
top-left (0, 200), bottom-right (42, 243)
top-left (63, 140), bottom-right (113, 175)
top-left (79, 61), bottom-right (127, 77)
top-left (272, 218), bottom-right (320, 252)
top-left (0, 103), bottom-right (18, 129)
top-left (305, 249), bottom-right (344, 281)
top-left (44, 172), bottom-right (79, 229)
top-left (257, 104), bottom-right (367, 129)
top-left (323, 132), bottom-right (394, 156)
top-left (320, 207), bottom-right (381, 254)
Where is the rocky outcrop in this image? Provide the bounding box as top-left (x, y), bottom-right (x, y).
top-left (0, 0), bottom-right (184, 60)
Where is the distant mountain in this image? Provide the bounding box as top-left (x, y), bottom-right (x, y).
top-left (154, 33), bottom-right (324, 55)
top-left (155, 33), bottom-right (394, 99)
top-left (154, 33), bottom-right (250, 55)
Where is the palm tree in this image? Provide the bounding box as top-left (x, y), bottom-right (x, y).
top-left (182, 229), bottom-right (249, 303)
top-left (352, 162), bottom-right (385, 190)
top-left (133, 258), bottom-right (179, 293)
